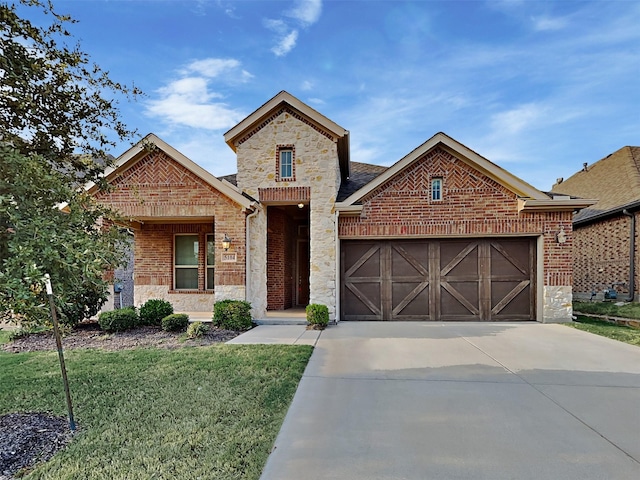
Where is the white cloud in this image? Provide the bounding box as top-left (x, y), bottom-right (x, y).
top-left (215, 0), bottom-right (239, 19)
top-left (264, 0), bottom-right (322, 56)
top-left (532, 15), bottom-right (568, 32)
top-left (183, 58), bottom-right (241, 78)
top-left (490, 103), bottom-right (545, 134)
top-left (301, 80), bottom-right (313, 91)
top-left (285, 0), bottom-right (322, 26)
top-left (145, 58), bottom-right (250, 131)
top-left (272, 30), bottom-right (299, 57)
top-left (264, 18), bottom-right (288, 35)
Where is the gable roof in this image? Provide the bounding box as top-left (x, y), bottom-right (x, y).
top-left (223, 91), bottom-right (351, 181)
top-left (335, 132), bottom-right (595, 215)
top-left (550, 146), bottom-right (640, 224)
top-left (87, 133), bottom-right (256, 211)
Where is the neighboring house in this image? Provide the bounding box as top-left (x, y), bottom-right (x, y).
top-left (93, 91), bottom-right (594, 322)
top-left (550, 146), bottom-right (640, 301)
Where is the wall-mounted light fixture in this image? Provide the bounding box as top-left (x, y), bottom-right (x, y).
top-left (222, 234), bottom-right (232, 251)
top-left (298, 203), bottom-right (304, 209)
top-left (556, 226), bottom-right (567, 244)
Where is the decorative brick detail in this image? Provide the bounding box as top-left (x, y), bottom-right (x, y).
top-left (95, 150), bottom-right (247, 296)
top-left (258, 186), bottom-right (310, 203)
top-left (237, 107), bottom-right (335, 146)
top-left (339, 147), bottom-right (574, 288)
top-left (276, 144), bottom-right (296, 182)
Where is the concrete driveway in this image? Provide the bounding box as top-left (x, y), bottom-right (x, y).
top-left (260, 322), bottom-right (640, 480)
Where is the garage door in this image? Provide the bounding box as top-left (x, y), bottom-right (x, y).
top-left (341, 238), bottom-right (535, 321)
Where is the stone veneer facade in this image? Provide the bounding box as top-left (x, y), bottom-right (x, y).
top-left (235, 109), bottom-right (341, 319)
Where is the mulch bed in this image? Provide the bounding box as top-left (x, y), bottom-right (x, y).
top-left (2, 321), bottom-right (240, 353)
top-left (0, 322), bottom-right (241, 478)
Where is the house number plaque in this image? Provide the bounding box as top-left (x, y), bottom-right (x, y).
top-left (221, 252), bottom-right (237, 263)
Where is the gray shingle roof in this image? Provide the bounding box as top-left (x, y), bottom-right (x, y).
top-left (217, 161), bottom-right (389, 202)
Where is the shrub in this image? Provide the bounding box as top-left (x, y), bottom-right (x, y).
top-left (139, 299), bottom-right (173, 326)
top-left (186, 321), bottom-right (209, 339)
top-left (306, 304), bottom-right (329, 329)
top-left (161, 313), bottom-right (189, 332)
top-left (213, 300), bottom-right (253, 331)
top-left (98, 307), bottom-right (139, 332)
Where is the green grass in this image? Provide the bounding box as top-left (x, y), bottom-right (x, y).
top-left (0, 344), bottom-right (313, 479)
top-left (567, 315), bottom-right (640, 346)
top-left (573, 300), bottom-right (640, 320)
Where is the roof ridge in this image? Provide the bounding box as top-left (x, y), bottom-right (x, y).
top-left (628, 146), bottom-right (640, 181)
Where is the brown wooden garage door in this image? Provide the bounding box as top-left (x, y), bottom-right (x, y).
top-left (341, 238), bottom-right (535, 321)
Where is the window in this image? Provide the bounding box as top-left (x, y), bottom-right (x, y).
top-left (174, 234), bottom-right (199, 289)
top-left (277, 145), bottom-right (295, 181)
top-left (431, 178), bottom-right (442, 201)
top-left (280, 149), bottom-right (293, 179)
top-left (206, 234), bottom-right (215, 290)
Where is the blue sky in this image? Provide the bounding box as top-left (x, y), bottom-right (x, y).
top-left (27, 0), bottom-right (640, 190)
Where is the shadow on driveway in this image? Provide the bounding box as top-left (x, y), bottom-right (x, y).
top-left (261, 322), bottom-right (640, 480)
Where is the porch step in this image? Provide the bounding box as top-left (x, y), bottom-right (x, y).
top-left (254, 317), bottom-right (308, 326)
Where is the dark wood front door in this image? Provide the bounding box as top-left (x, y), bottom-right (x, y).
top-left (341, 238), bottom-right (535, 321)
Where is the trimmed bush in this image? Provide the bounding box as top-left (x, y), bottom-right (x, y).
top-left (186, 321), bottom-right (209, 339)
top-left (139, 299), bottom-right (173, 326)
top-left (213, 300), bottom-right (253, 331)
top-left (98, 307), bottom-right (139, 332)
top-left (161, 313), bottom-right (189, 332)
top-left (306, 304), bottom-right (329, 329)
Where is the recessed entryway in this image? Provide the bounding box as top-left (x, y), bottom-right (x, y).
top-left (266, 205), bottom-right (310, 311)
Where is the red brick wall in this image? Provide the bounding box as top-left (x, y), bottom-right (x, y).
top-left (573, 214), bottom-right (637, 298)
top-left (94, 150), bottom-right (246, 290)
top-left (338, 147), bottom-right (574, 287)
top-left (266, 207), bottom-right (296, 310)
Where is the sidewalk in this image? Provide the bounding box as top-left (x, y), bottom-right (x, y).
top-left (226, 325), bottom-right (321, 346)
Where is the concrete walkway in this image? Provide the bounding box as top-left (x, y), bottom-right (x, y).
top-left (226, 324), bottom-right (321, 345)
top-left (258, 322), bottom-right (640, 480)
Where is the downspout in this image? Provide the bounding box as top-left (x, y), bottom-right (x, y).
top-left (623, 209), bottom-right (636, 302)
top-left (334, 210), bottom-right (340, 324)
top-left (245, 206), bottom-right (260, 303)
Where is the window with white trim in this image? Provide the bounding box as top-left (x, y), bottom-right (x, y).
top-left (174, 234), bottom-right (199, 289)
top-left (206, 234), bottom-right (215, 290)
top-left (279, 149), bottom-right (293, 179)
top-left (431, 178), bottom-right (443, 201)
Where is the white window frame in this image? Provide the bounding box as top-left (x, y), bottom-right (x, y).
top-left (431, 177), bottom-right (443, 202)
top-left (279, 149), bottom-right (293, 179)
top-left (174, 234), bottom-right (199, 290)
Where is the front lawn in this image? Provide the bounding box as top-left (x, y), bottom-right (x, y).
top-left (0, 343), bottom-right (312, 479)
top-left (567, 315), bottom-right (640, 346)
top-left (573, 300), bottom-right (640, 320)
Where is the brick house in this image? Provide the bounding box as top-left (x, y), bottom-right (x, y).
top-left (550, 146), bottom-right (640, 301)
top-left (94, 91), bottom-right (594, 322)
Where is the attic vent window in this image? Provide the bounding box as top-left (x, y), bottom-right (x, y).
top-left (276, 145), bottom-right (295, 181)
top-left (431, 177), bottom-right (443, 201)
